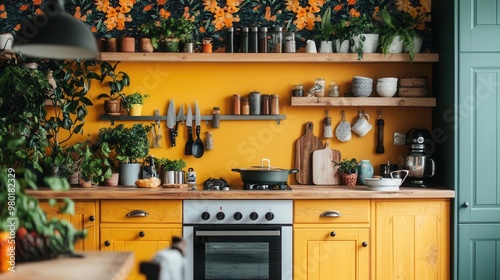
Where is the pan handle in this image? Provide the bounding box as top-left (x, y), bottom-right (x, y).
top-left (231, 168), bottom-right (242, 172)
top-left (288, 169), bottom-right (299, 174)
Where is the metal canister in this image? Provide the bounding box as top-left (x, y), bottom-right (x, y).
top-left (249, 91), bottom-right (261, 115)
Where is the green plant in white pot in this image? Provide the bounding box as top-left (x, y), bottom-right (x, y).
top-left (376, 8), bottom-right (418, 62)
top-left (123, 92), bottom-right (149, 116)
top-left (314, 8), bottom-right (334, 53)
top-left (349, 13), bottom-right (380, 60)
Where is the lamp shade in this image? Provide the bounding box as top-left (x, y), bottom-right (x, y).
top-left (13, 0), bottom-right (98, 59)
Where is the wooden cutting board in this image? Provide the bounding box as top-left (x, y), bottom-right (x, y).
top-left (312, 142), bottom-right (341, 185)
top-left (295, 122), bottom-right (324, 184)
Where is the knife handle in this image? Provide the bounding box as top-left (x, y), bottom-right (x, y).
top-left (196, 125), bottom-right (200, 137)
top-left (174, 124), bottom-right (178, 137)
top-left (170, 128), bottom-right (176, 147)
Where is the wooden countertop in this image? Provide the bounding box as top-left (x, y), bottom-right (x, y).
top-left (2, 251), bottom-right (134, 280)
top-left (27, 185), bottom-right (455, 200)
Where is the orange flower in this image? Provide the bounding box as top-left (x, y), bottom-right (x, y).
top-left (119, 5), bottom-right (131, 14)
top-left (35, 8), bottom-right (42, 15)
top-left (144, 4), bottom-right (153, 11)
top-left (305, 12), bottom-right (315, 30)
top-left (20, 5), bottom-right (29, 11)
top-left (227, 5), bottom-right (239, 13)
top-left (91, 26), bottom-right (97, 33)
top-left (33, 0), bottom-right (42, 5)
top-left (253, 4), bottom-right (261, 11)
top-left (204, 0), bottom-right (218, 13)
top-left (349, 8), bottom-right (360, 17)
top-left (308, 4), bottom-right (320, 13)
top-left (0, 4), bottom-right (4, 10)
top-left (95, 0), bottom-right (110, 13)
top-left (0, 11), bottom-right (6, 19)
top-left (264, 6), bottom-right (276, 21)
top-left (116, 14), bottom-right (126, 30)
top-left (157, 0), bottom-right (167, 5)
top-left (214, 7), bottom-right (225, 18)
top-left (296, 7), bottom-right (307, 18)
top-left (334, 4), bottom-right (344, 11)
top-left (14, 24), bottom-right (21, 32)
top-left (199, 26), bottom-right (206, 33)
top-left (159, 8), bottom-right (171, 19)
top-left (347, 0), bottom-right (356, 5)
top-left (223, 14), bottom-right (234, 27)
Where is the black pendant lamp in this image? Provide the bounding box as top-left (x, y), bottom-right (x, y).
top-left (13, 0), bottom-right (98, 59)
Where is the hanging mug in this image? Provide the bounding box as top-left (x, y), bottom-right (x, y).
top-left (352, 112), bottom-right (372, 137)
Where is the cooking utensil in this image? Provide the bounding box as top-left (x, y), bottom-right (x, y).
top-left (232, 158), bottom-right (299, 184)
top-left (295, 122), bottom-right (324, 184)
top-left (167, 99), bottom-right (176, 147)
top-left (185, 104), bottom-right (194, 155)
top-left (192, 100), bottom-right (204, 158)
top-left (335, 110), bottom-right (351, 142)
top-left (323, 110), bottom-right (333, 138)
top-left (312, 142), bottom-right (341, 185)
top-left (376, 110), bottom-right (384, 153)
top-left (151, 109), bottom-right (162, 148)
top-left (175, 103), bottom-right (184, 137)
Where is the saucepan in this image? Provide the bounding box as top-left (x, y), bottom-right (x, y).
top-left (232, 158), bottom-right (299, 184)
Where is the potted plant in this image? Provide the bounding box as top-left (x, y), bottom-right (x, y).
top-left (156, 158), bottom-right (186, 185)
top-left (314, 8), bottom-right (334, 53)
top-left (376, 8), bottom-right (418, 61)
top-left (98, 124), bottom-right (151, 186)
top-left (96, 61), bottom-right (131, 115)
top-left (332, 20), bottom-right (351, 53)
top-left (69, 141), bottom-right (113, 188)
top-left (349, 13), bottom-right (380, 60)
top-left (138, 22), bottom-right (155, 53)
top-left (123, 92), bottom-right (150, 116)
top-left (333, 158), bottom-right (360, 186)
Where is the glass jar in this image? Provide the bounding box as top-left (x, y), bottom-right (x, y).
top-left (249, 26), bottom-right (258, 53)
top-left (249, 91), bottom-right (261, 115)
top-left (232, 94), bottom-right (241, 115)
top-left (311, 78), bottom-right (326, 97)
top-left (261, 94), bottom-right (270, 115)
top-left (270, 94), bottom-right (279, 115)
top-left (328, 81), bottom-right (340, 97)
top-left (240, 27), bottom-right (249, 53)
top-left (212, 107), bottom-right (220, 128)
top-left (225, 27), bottom-right (234, 53)
top-left (292, 83), bottom-right (304, 97)
top-left (258, 27), bottom-right (268, 53)
top-left (241, 97), bottom-right (250, 115)
top-left (205, 132), bottom-right (213, 150)
top-left (284, 32), bottom-right (296, 53)
top-left (271, 27), bottom-right (282, 53)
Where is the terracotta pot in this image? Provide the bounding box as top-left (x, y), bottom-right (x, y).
top-left (342, 173), bottom-right (358, 187)
top-left (106, 38), bottom-right (118, 52)
top-left (96, 38), bottom-right (106, 52)
top-left (104, 100), bottom-right (122, 115)
top-left (121, 36), bottom-right (135, 52)
top-left (104, 172), bottom-right (119, 186)
top-left (139, 38), bottom-right (154, 53)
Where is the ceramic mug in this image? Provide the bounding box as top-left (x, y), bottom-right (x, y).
top-left (352, 112), bottom-right (372, 137)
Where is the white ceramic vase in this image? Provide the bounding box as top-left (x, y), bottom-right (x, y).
top-left (351, 34), bottom-right (379, 53)
top-left (319, 41), bottom-right (333, 53)
top-left (335, 39), bottom-right (349, 53)
top-left (404, 35), bottom-right (423, 54)
top-left (387, 35), bottom-right (404, 53)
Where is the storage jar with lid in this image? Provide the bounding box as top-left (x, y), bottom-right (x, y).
top-left (259, 27), bottom-right (268, 53)
top-left (249, 91), bottom-right (261, 115)
top-left (271, 27), bottom-right (282, 53)
top-left (270, 94), bottom-right (279, 115)
top-left (225, 27), bottom-right (234, 53)
top-left (241, 97), bottom-right (250, 115)
top-left (249, 27), bottom-right (258, 53)
top-left (240, 27), bottom-right (249, 53)
top-left (261, 94), bottom-right (270, 115)
top-left (233, 94), bottom-right (241, 115)
top-left (212, 107), bottom-right (220, 128)
top-left (284, 32), bottom-right (296, 53)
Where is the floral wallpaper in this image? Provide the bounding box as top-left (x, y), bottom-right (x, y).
top-left (0, 0), bottom-right (431, 51)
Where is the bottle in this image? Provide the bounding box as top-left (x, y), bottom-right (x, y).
top-left (270, 94), bottom-right (279, 115)
top-left (225, 27), bottom-right (234, 53)
top-left (232, 94), bottom-right (241, 115)
top-left (328, 80), bottom-right (340, 97)
top-left (249, 26), bottom-right (258, 53)
top-left (240, 27), bottom-right (249, 53)
top-left (205, 131), bottom-right (213, 150)
top-left (291, 83), bottom-right (304, 97)
top-left (212, 107), bottom-right (220, 128)
top-left (271, 27), bottom-right (283, 53)
top-left (258, 27), bottom-right (268, 53)
top-left (358, 160), bottom-right (374, 185)
top-left (284, 32), bottom-right (296, 53)
top-left (261, 94), bottom-right (270, 115)
top-left (241, 97), bottom-right (250, 115)
top-left (249, 91), bottom-right (261, 115)
top-left (186, 167), bottom-right (196, 185)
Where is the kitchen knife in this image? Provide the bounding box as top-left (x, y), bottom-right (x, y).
top-left (175, 104), bottom-right (184, 137)
top-left (185, 104), bottom-right (194, 155)
top-left (167, 99), bottom-right (176, 147)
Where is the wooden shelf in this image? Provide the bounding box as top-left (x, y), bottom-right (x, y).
top-left (290, 96), bottom-right (436, 107)
top-left (98, 52), bottom-right (439, 63)
top-left (101, 114), bottom-right (286, 125)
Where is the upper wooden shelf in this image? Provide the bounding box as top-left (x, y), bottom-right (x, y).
top-left (98, 52), bottom-right (439, 63)
top-left (291, 96), bottom-right (436, 107)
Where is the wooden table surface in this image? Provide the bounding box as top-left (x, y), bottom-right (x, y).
top-left (1, 251), bottom-right (134, 280)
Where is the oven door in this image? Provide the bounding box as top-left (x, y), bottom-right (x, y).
top-left (184, 225), bottom-right (292, 280)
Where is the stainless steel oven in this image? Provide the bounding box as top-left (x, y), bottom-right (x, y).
top-left (183, 200), bottom-right (293, 280)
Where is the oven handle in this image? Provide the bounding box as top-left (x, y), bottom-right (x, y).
top-left (196, 230), bottom-right (281, 237)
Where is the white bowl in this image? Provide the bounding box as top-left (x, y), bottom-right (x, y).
top-left (365, 178), bottom-right (402, 191)
top-left (376, 87), bottom-right (397, 97)
top-left (377, 77), bottom-right (398, 83)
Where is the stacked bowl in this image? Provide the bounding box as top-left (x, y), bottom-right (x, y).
top-left (351, 76), bottom-right (373, 97)
top-left (376, 77), bottom-right (398, 97)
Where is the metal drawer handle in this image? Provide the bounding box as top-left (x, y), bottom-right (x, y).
top-left (320, 210), bottom-right (342, 217)
top-left (126, 210), bottom-right (149, 217)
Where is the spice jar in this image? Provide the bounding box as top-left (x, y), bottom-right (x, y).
top-left (233, 94), bottom-right (241, 115)
top-left (205, 132), bottom-right (213, 150)
top-left (292, 83), bottom-right (304, 97)
top-left (249, 91), bottom-right (261, 115)
top-left (258, 27), bottom-right (268, 53)
top-left (271, 27), bottom-right (282, 53)
top-left (225, 27), bottom-right (234, 53)
top-left (284, 32), bottom-right (296, 53)
top-left (241, 97), bottom-right (250, 115)
top-left (212, 107), bottom-right (220, 128)
top-left (261, 94), bottom-right (270, 115)
top-left (249, 26), bottom-right (258, 53)
top-left (270, 94), bottom-right (279, 115)
top-left (328, 81), bottom-right (340, 97)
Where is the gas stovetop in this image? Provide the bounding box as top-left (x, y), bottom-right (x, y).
top-left (243, 182), bottom-right (292, 190)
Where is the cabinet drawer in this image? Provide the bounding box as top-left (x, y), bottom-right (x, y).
top-left (294, 200), bottom-right (370, 224)
top-left (101, 200), bottom-right (182, 223)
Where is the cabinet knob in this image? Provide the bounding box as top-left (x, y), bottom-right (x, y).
top-left (104, 241), bottom-right (111, 247)
top-left (362, 241), bottom-right (368, 247)
top-left (330, 231), bottom-right (336, 237)
top-left (89, 215), bottom-right (95, 222)
top-left (139, 231), bottom-right (145, 238)
top-left (462, 202), bottom-right (470, 208)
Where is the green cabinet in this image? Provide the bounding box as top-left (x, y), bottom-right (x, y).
top-left (459, 0), bottom-right (500, 52)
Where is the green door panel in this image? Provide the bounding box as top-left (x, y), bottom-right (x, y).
top-left (460, 0), bottom-right (500, 52)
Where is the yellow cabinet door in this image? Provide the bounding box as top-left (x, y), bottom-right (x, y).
top-left (39, 200), bottom-right (98, 251)
top-left (294, 228), bottom-right (369, 280)
top-left (101, 226), bottom-right (182, 280)
top-left (372, 199), bottom-right (450, 280)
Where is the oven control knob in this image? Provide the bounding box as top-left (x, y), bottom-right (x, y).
top-left (265, 212), bottom-right (274, 221)
top-left (216, 212), bottom-right (225, 220)
top-left (201, 212), bottom-right (210, 220)
top-left (233, 212), bottom-right (243, 220)
top-left (250, 212), bottom-right (259, 220)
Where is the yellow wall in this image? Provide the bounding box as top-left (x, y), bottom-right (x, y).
top-left (71, 61), bottom-right (432, 185)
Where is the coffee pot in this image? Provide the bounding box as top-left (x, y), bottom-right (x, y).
top-left (403, 128), bottom-right (435, 187)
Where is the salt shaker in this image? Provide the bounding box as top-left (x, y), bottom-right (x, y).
top-left (205, 132), bottom-right (213, 150)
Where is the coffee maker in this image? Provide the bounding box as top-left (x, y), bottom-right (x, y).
top-left (404, 128), bottom-right (435, 187)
